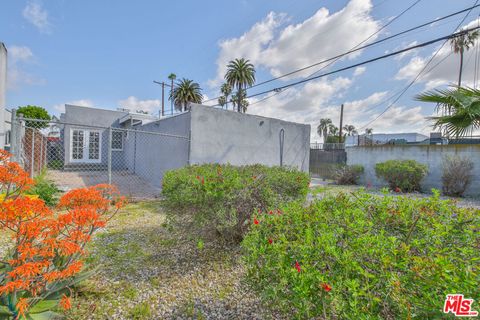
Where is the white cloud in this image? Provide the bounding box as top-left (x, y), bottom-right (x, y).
top-left (7, 45), bottom-right (46, 89)
top-left (353, 66), bottom-right (366, 76)
top-left (22, 1), bottom-right (52, 34)
top-left (118, 96), bottom-right (161, 114)
top-left (210, 0), bottom-right (380, 87)
top-left (396, 18), bottom-right (480, 89)
top-left (53, 99), bottom-right (94, 113)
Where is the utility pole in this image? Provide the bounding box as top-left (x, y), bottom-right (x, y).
top-left (339, 103), bottom-right (344, 143)
top-left (161, 82), bottom-right (165, 117)
top-left (153, 80), bottom-right (172, 117)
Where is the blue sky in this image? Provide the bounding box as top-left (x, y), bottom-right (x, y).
top-left (1, 0), bottom-right (479, 141)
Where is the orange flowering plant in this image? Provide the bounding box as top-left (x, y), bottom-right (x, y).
top-left (0, 150), bottom-right (125, 319)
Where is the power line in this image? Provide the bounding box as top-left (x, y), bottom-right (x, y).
top-left (246, 27), bottom-right (480, 101)
top-left (358, 0), bottom-right (479, 130)
top-left (204, 3), bottom-right (480, 106)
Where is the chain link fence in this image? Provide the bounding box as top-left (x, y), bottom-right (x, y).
top-left (10, 111), bottom-right (190, 199)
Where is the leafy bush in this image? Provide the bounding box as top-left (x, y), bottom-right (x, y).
top-left (0, 150), bottom-right (125, 319)
top-left (162, 164), bottom-right (310, 241)
top-left (242, 190), bottom-right (480, 319)
top-left (375, 160), bottom-right (428, 192)
top-left (334, 164), bottom-right (364, 185)
top-left (27, 169), bottom-right (60, 206)
top-left (442, 155), bottom-right (474, 197)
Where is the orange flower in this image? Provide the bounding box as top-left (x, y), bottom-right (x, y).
top-left (16, 298), bottom-right (29, 318)
top-left (0, 152), bottom-right (124, 309)
top-left (60, 294), bottom-right (72, 310)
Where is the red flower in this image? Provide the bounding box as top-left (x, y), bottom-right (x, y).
top-left (196, 175), bottom-right (200, 180)
top-left (253, 218), bottom-right (259, 225)
top-left (394, 187), bottom-right (401, 193)
top-left (322, 283), bottom-right (332, 292)
top-left (201, 177), bottom-right (205, 185)
top-left (252, 175), bottom-right (257, 180)
top-left (295, 261), bottom-right (301, 273)
top-left (268, 210), bottom-right (273, 215)
top-left (268, 238), bottom-right (273, 244)
top-left (276, 209), bottom-right (282, 215)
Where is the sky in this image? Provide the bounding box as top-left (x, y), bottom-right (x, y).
top-left (1, 0), bottom-right (480, 142)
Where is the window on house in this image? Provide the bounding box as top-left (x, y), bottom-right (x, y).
top-left (111, 130), bottom-right (123, 151)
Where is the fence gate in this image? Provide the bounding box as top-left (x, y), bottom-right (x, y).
top-left (309, 143), bottom-right (346, 179)
top-left (10, 112), bottom-right (190, 199)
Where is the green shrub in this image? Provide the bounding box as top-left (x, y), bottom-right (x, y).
top-left (442, 155), bottom-right (474, 197)
top-left (334, 164), bottom-right (364, 185)
top-left (27, 170), bottom-right (60, 206)
top-left (162, 164), bottom-right (310, 241)
top-left (375, 160), bottom-right (428, 192)
top-left (242, 190), bottom-right (480, 319)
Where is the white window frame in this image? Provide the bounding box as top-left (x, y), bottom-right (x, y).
top-left (69, 128), bottom-right (102, 164)
top-left (111, 130), bottom-right (124, 151)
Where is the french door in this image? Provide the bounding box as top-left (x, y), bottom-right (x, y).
top-left (70, 129), bottom-right (102, 163)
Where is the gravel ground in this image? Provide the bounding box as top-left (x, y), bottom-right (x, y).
top-left (64, 201), bottom-right (283, 320)
top-left (308, 184), bottom-right (480, 209)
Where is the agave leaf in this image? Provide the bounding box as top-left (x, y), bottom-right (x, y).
top-left (0, 305), bottom-right (13, 316)
top-left (28, 300), bottom-right (59, 314)
top-left (26, 311), bottom-right (64, 320)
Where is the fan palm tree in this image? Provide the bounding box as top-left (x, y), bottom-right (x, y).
top-left (168, 73), bottom-right (177, 114)
top-left (169, 78), bottom-right (203, 112)
top-left (450, 30), bottom-right (479, 87)
top-left (218, 96), bottom-right (227, 109)
top-left (328, 124), bottom-right (339, 136)
top-left (317, 118), bottom-right (332, 141)
top-left (225, 58), bottom-right (256, 112)
top-left (415, 86), bottom-right (480, 137)
top-left (231, 90), bottom-right (249, 113)
top-left (342, 124), bottom-right (358, 136)
top-left (220, 83), bottom-right (232, 110)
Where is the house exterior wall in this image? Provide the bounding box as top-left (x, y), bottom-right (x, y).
top-left (61, 105), bottom-right (128, 168)
top-left (346, 145), bottom-right (480, 196)
top-left (124, 112), bottom-right (191, 187)
top-left (189, 105), bottom-right (310, 172)
top-left (0, 43), bottom-right (7, 150)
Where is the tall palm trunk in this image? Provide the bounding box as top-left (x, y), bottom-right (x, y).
top-left (237, 84), bottom-right (242, 112)
top-left (458, 49), bottom-right (464, 87)
top-left (170, 79), bottom-right (174, 114)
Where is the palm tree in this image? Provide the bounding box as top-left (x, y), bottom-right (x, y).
top-left (231, 90), bottom-right (249, 113)
top-left (218, 96), bottom-right (227, 109)
top-left (328, 124), bottom-right (339, 136)
top-left (365, 128), bottom-right (373, 135)
top-left (220, 83), bottom-right (232, 110)
top-left (415, 86), bottom-right (480, 137)
top-left (169, 78), bottom-right (203, 112)
top-left (342, 124), bottom-right (358, 136)
top-left (317, 118), bottom-right (332, 141)
top-left (450, 30), bottom-right (479, 87)
top-left (168, 73), bottom-right (177, 113)
top-left (225, 58), bottom-right (256, 112)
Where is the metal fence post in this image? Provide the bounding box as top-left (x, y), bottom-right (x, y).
top-left (30, 129), bottom-right (35, 177)
top-left (10, 109), bottom-right (17, 159)
top-left (108, 126), bottom-right (112, 185)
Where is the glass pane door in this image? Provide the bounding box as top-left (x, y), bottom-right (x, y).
top-left (88, 131), bottom-right (100, 160)
top-left (72, 129), bottom-right (84, 160)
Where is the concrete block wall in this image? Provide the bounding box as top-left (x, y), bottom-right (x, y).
top-left (189, 105), bottom-right (310, 172)
top-left (346, 145), bottom-right (480, 196)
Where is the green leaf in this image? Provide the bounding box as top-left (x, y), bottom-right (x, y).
top-left (29, 300), bottom-right (59, 314)
top-left (26, 311), bottom-right (64, 320)
top-left (0, 305), bottom-right (13, 316)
